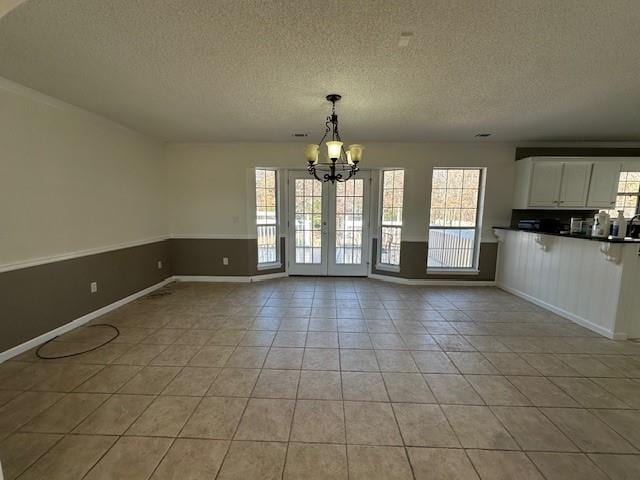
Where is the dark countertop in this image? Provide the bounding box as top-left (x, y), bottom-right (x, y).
top-left (492, 226), bottom-right (640, 244)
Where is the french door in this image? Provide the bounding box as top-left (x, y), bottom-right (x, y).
top-left (287, 171), bottom-right (371, 276)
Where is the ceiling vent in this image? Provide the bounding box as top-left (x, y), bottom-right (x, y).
top-left (475, 133), bottom-right (492, 138)
top-left (292, 133), bottom-right (309, 137)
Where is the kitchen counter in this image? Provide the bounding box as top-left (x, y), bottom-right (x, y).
top-left (493, 226), bottom-right (640, 243)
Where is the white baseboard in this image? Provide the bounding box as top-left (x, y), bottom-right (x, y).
top-left (496, 282), bottom-right (626, 340)
top-left (0, 277), bottom-right (173, 363)
top-left (369, 273), bottom-right (496, 286)
top-left (172, 272), bottom-right (288, 283)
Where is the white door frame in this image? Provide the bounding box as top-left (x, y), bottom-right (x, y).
top-left (287, 170), bottom-right (372, 276)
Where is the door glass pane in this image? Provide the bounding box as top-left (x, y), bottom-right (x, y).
top-left (295, 179), bottom-right (323, 264)
top-left (335, 179), bottom-right (364, 264)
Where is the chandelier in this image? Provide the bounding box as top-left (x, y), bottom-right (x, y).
top-left (305, 94), bottom-right (363, 183)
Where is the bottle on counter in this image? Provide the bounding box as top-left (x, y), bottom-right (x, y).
top-left (611, 211), bottom-right (627, 239)
top-left (592, 211), bottom-right (611, 238)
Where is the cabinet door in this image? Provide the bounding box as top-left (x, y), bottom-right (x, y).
top-left (528, 162), bottom-right (563, 207)
top-left (587, 162), bottom-right (621, 208)
top-left (559, 162), bottom-right (591, 207)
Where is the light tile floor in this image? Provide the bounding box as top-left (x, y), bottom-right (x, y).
top-left (1, 278), bottom-right (640, 479)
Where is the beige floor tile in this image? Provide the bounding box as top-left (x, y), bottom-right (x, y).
top-left (284, 443), bottom-right (347, 479)
top-left (84, 436), bottom-right (172, 480)
top-left (376, 350), bottom-right (419, 372)
top-left (298, 370), bottom-right (342, 400)
top-left (21, 392), bottom-right (108, 433)
top-left (441, 405), bottom-right (518, 450)
top-left (483, 352), bottom-right (541, 375)
top-left (240, 330), bottom-right (276, 347)
top-left (0, 432), bottom-right (62, 480)
top-left (180, 396), bottom-right (247, 439)
top-left (370, 333), bottom-right (406, 350)
top-left (467, 450), bottom-right (544, 480)
top-left (507, 376), bottom-right (579, 407)
top-left (591, 409), bottom-right (640, 450)
top-left (273, 331), bottom-right (307, 347)
top-left (0, 390), bottom-right (21, 408)
top-left (302, 348), bottom-right (340, 370)
top-left (465, 375), bottom-right (530, 406)
top-left (74, 394), bottom-right (154, 435)
top-left (382, 372), bottom-right (435, 403)
top-left (464, 336), bottom-right (511, 353)
top-left (528, 452), bottom-right (608, 480)
top-left (0, 391), bottom-right (65, 435)
top-left (207, 330), bottom-right (245, 346)
top-left (118, 366), bottom-right (180, 394)
top-left (408, 447), bottom-right (480, 479)
top-left (447, 352), bottom-right (498, 374)
top-left (339, 332), bottom-right (373, 349)
top-left (550, 377), bottom-right (629, 408)
top-left (541, 408), bottom-right (636, 453)
top-left (206, 368), bottom-right (260, 397)
top-left (19, 434), bottom-right (117, 480)
top-left (340, 349), bottom-right (379, 371)
top-left (597, 355), bottom-right (640, 378)
top-left (424, 374), bottom-right (484, 405)
top-left (74, 365), bottom-right (142, 393)
top-left (113, 344), bottom-right (168, 365)
top-left (589, 453), bottom-right (640, 480)
top-left (126, 395), bottom-right (199, 436)
top-left (347, 445), bottom-right (413, 480)
top-left (591, 378), bottom-right (640, 408)
top-left (173, 329), bottom-right (212, 346)
top-left (253, 369), bottom-right (300, 398)
top-left (188, 345), bottom-right (234, 367)
top-left (234, 398), bottom-right (295, 441)
top-left (150, 438), bottom-right (229, 479)
top-left (225, 346), bottom-right (269, 368)
top-left (392, 403), bottom-right (459, 447)
top-left (142, 328), bottom-right (186, 345)
top-left (519, 353), bottom-right (580, 376)
top-left (341, 372), bottom-right (389, 401)
top-left (291, 399), bottom-right (345, 443)
top-left (344, 401), bottom-right (402, 445)
top-left (149, 345), bottom-right (200, 366)
top-left (491, 406), bottom-right (577, 451)
top-left (263, 347), bottom-right (304, 369)
top-left (217, 441), bottom-right (287, 480)
top-left (306, 331), bottom-right (339, 348)
top-left (161, 366), bottom-right (220, 395)
top-left (557, 354), bottom-right (622, 377)
top-left (411, 351), bottom-right (458, 373)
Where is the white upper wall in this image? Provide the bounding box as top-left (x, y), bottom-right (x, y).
top-left (166, 142), bottom-right (517, 242)
top-left (0, 79), bottom-right (167, 268)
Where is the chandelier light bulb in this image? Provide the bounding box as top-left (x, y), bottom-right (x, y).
top-left (348, 144), bottom-right (364, 163)
top-left (305, 144), bottom-right (319, 164)
top-left (346, 150), bottom-right (353, 165)
top-left (326, 141), bottom-right (343, 160)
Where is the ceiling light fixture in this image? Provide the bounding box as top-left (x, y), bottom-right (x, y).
top-left (305, 94), bottom-right (363, 183)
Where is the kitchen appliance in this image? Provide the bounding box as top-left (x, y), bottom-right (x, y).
top-left (611, 211), bottom-right (627, 239)
top-left (628, 215), bottom-right (640, 239)
top-left (517, 218), bottom-right (562, 233)
top-left (570, 217), bottom-right (583, 234)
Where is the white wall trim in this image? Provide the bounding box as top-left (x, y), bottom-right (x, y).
top-left (170, 233), bottom-right (258, 240)
top-left (0, 277), bottom-right (173, 363)
top-left (496, 281), bottom-right (626, 340)
top-left (0, 236), bottom-right (170, 274)
top-left (173, 272), bottom-right (288, 283)
top-left (369, 273), bottom-right (495, 286)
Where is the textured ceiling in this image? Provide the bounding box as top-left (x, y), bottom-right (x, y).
top-left (1, 0), bottom-right (640, 142)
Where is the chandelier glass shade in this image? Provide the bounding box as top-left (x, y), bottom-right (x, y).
top-left (305, 94), bottom-right (363, 183)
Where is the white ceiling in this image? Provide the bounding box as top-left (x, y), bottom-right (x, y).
top-left (1, 0), bottom-right (640, 142)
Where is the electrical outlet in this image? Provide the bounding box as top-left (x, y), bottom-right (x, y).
top-left (223, 257), bottom-right (229, 266)
top-left (157, 260), bottom-right (163, 269)
top-left (90, 281), bottom-right (98, 293)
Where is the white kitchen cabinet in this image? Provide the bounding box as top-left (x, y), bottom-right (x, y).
top-left (528, 162), bottom-right (563, 207)
top-left (587, 161), bottom-right (621, 208)
top-left (513, 157), bottom-right (626, 210)
top-left (559, 162), bottom-right (591, 207)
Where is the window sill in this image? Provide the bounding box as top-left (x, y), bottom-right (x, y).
top-left (257, 262), bottom-right (282, 271)
top-left (375, 263), bottom-right (401, 273)
top-left (426, 268), bottom-right (480, 276)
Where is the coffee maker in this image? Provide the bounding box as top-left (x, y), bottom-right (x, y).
top-left (628, 215), bottom-right (640, 239)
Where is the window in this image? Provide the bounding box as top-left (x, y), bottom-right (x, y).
top-left (428, 168), bottom-right (484, 270)
top-left (379, 169), bottom-right (404, 267)
top-left (255, 168), bottom-right (278, 266)
top-left (608, 171), bottom-right (640, 219)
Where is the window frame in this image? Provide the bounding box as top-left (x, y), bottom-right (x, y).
top-left (427, 167), bottom-right (486, 274)
top-left (376, 169), bottom-right (405, 272)
top-left (255, 167), bottom-right (281, 270)
top-left (608, 171), bottom-right (640, 219)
